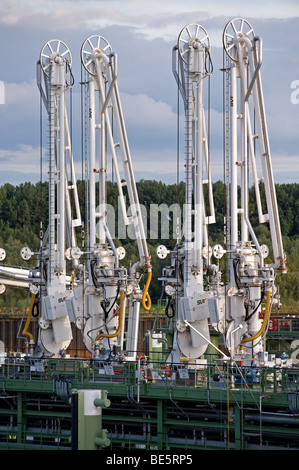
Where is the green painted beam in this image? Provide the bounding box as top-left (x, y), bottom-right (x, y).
top-left (0, 376), bottom-right (292, 409)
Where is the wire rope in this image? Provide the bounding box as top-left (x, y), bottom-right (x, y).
top-left (205, 48), bottom-right (212, 286)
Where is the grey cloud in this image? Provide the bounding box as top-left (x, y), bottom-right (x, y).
top-left (0, 3), bottom-right (297, 185)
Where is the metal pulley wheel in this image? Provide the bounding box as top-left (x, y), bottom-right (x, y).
top-left (40, 39), bottom-right (72, 77)
top-left (81, 35), bottom-right (112, 76)
top-left (223, 18), bottom-right (255, 62)
top-left (178, 23), bottom-right (210, 63)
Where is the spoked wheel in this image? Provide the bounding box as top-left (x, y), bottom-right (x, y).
top-left (40, 39), bottom-right (72, 77)
top-left (178, 24), bottom-right (210, 63)
top-left (223, 18), bottom-right (255, 62)
top-left (81, 35), bottom-right (112, 76)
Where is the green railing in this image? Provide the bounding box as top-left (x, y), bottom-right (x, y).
top-left (267, 316), bottom-right (299, 336)
top-left (1, 355), bottom-right (299, 395)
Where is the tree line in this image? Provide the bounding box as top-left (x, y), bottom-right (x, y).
top-left (0, 179), bottom-right (297, 306)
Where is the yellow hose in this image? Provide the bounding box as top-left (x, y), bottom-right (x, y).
top-left (22, 294), bottom-right (35, 341)
top-left (241, 290), bottom-right (271, 345)
top-left (96, 290), bottom-right (125, 340)
top-left (141, 267), bottom-right (152, 311)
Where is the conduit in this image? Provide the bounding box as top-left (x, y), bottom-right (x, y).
top-left (142, 265), bottom-right (152, 311)
top-left (22, 294), bottom-right (35, 341)
top-left (241, 290), bottom-right (271, 345)
top-left (96, 290), bottom-right (125, 340)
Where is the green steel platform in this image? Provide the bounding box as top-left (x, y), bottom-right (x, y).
top-left (0, 355), bottom-right (299, 451)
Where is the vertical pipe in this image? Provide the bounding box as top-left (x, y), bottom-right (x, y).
top-left (89, 78), bottom-right (96, 249)
top-left (230, 64), bottom-right (238, 249)
top-left (194, 47), bottom-right (204, 284)
top-left (126, 301), bottom-right (140, 360)
top-left (248, 45), bottom-right (285, 269)
top-left (98, 80), bottom-right (106, 245)
top-left (48, 63), bottom-right (56, 284)
top-left (58, 62), bottom-right (66, 273)
top-left (105, 56), bottom-right (149, 266)
top-left (17, 392), bottom-right (23, 444)
top-left (184, 48), bottom-right (193, 292)
top-left (238, 44), bottom-right (249, 242)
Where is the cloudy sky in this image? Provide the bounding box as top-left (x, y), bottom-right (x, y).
top-left (0, 0), bottom-right (298, 187)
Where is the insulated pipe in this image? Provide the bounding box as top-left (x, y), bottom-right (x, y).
top-left (48, 62), bottom-right (56, 284)
top-left (99, 75), bottom-right (107, 246)
top-left (237, 40), bottom-right (249, 242)
top-left (0, 279), bottom-right (29, 288)
top-left (184, 45), bottom-right (194, 291)
top-left (57, 58), bottom-right (66, 275)
top-left (193, 45), bottom-right (204, 277)
top-left (89, 78), bottom-right (96, 248)
top-left (230, 64), bottom-right (238, 248)
top-left (0, 267), bottom-right (30, 278)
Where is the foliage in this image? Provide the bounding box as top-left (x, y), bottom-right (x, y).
top-left (0, 179), bottom-right (297, 307)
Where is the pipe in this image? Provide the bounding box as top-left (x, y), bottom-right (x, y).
top-left (22, 294), bottom-right (35, 341)
top-left (241, 290), bottom-right (271, 345)
top-left (137, 355), bottom-right (144, 403)
top-left (141, 265), bottom-right (152, 311)
top-left (184, 319), bottom-right (229, 360)
top-left (96, 290), bottom-right (125, 340)
top-left (229, 324), bottom-right (244, 353)
top-left (244, 37), bottom-right (262, 102)
top-left (100, 216), bottom-right (119, 268)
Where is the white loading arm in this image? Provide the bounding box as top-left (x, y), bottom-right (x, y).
top-left (223, 18), bottom-right (286, 273)
top-left (80, 35), bottom-right (151, 304)
top-left (157, 25), bottom-right (220, 362)
top-left (220, 18), bottom-right (286, 357)
top-left (24, 40), bottom-right (83, 355)
top-left (0, 41), bottom-right (82, 355)
top-left (174, 24), bottom-right (216, 285)
top-left (37, 41), bottom-right (82, 260)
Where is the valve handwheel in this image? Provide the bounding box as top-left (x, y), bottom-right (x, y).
top-left (178, 24), bottom-right (210, 63)
top-left (81, 35), bottom-right (112, 75)
top-left (40, 39), bottom-right (72, 77)
top-left (223, 18), bottom-right (255, 62)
